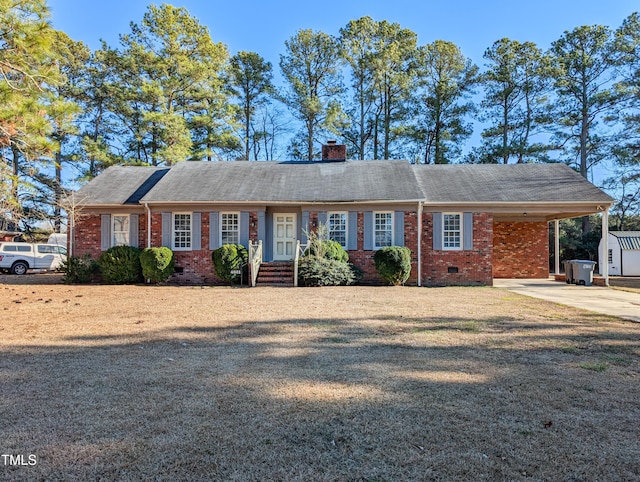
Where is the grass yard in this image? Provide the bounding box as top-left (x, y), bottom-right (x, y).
top-left (1, 276), bottom-right (639, 481)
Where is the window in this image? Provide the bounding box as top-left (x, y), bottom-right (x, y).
top-left (328, 212), bottom-right (347, 248)
top-left (608, 249), bottom-right (613, 264)
top-left (443, 213), bottom-right (462, 250)
top-left (374, 212), bottom-right (393, 249)
top-left (38, 245), bottom-right (67, 255)
top-left (221, 213), bottom-right (239, 245)
top-left (173, 213), bottom-right (192, 250)
top-left (112, 215), bottom-right (130, 246)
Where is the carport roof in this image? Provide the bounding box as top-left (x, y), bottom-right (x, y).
top-left (411, 163), bottom-right (613, 203)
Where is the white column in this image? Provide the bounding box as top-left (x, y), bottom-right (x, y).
top-left (602, 209), bottom-right (609, 286)
top-left (417, 202), bottom-right (423, 287)
top-left (554, 219), bottom-right (560, 276)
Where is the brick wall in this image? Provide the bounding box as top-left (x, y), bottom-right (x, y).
top-left (73, 211), bottom-right (146, 259)
top-left (76, 209), bottom-right (549, 286)
top-left (493, 221), bottom-right (549, 278)
top-left (74, 214), bottom-right (102, 259)
top-left (421, 212), bottom-right (493, 286)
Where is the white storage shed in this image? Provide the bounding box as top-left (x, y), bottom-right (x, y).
top-left (599, 231), bottom-right (640, 276)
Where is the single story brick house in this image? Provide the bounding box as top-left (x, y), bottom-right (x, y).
top-left (73, 143), bottom-right (614, 286)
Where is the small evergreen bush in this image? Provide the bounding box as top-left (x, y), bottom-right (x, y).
top-left (98, 246), bottom-right (142, 284)
top-left (297, 257), bottom-right (355, 286)
top-left (374, 246), bottom-right (411, 285)
top-left (140, 247), bottom-right (175, 283)
top-left (304, 239), bottom-right (349, 263)
top-left (212, 244), bottom-right (248, 284)
top-left (61, 254), bottom-right (98, 284)
top-left (298, 224), bottom-right (355, 286)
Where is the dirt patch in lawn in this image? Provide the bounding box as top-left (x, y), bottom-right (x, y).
top-left (1, 280), bottom-right (639, 480)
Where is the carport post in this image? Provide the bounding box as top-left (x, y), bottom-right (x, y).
top-left (602, 208), bottom-right (609, 286)
top-left (554, 219), bottom-right (560, 276)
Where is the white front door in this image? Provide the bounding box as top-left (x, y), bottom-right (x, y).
top-left (273, 213), bottom-right (296, 260)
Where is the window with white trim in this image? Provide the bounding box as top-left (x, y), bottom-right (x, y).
top-left (328, 212), bottom-right (347, 248)
top-left (112, 215), bottom-right (130, 246)
top-left (443, 213), bottom-right (462, 250)
top-left (374, 212), bottom-right (393, 249)
top-left (608, 249), bottom-right (613, 264)
top-left (173, 213), bottom-right (192, 250)
top-left (221, 212), bottom-right (239, 245)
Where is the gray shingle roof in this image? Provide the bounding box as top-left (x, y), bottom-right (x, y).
top-left (411, 163), bottom-right (614, 203)
top-left (75, 166), bottom-right (170, 205)
top-left (140, 160), bottom-right (424, 203)
top-left (77, 160), bottom-right (614, 207)
top-left (610, 231), bottom-right (640, 250)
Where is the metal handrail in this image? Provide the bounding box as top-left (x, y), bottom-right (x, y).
top-left (248, 240), bottom-right (262, 287)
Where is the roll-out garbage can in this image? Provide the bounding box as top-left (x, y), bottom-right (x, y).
top-left (563, 260), bottom-right (574, 284)
top-left (571, 260), bottom-right (597, 286)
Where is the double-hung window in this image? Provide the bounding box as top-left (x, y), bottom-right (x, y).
top-left (221, 213), bottom-right (239, 245)
top-left (112, 215), bottom-right (130, 246)
top-left (328, 212), bottom-right (347, 248)
top-left (443, 213), bottom-right (462, 250)
top-left (374, 212), bottom-right (393, 249)
top-left (173, 213), bottom-right (192, 250)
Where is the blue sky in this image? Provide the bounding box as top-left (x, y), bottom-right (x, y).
top-left (48, 0), bottom-right (637, 73)
top-left (46, 1), bottom-right (638, 183)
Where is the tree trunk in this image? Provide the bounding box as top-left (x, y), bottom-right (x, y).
top-left (502, 97), bottom-right (509, 164)
top-left (54, 150), bottom-right (62, 233)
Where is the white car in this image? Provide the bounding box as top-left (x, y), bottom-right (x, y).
top-left (0, 242), bottom-right (67, 275)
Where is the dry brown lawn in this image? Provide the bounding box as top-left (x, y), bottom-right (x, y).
top-left (1, 274), bottom-right (639, 481)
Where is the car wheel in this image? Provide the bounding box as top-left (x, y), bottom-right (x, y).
top-left (11, 261), bottom-right (28, 275)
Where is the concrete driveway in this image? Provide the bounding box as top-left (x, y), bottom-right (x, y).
top-left (494, 278), bottom-right (640, 323)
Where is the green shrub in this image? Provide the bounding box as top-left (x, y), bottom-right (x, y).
top-left (61, 254), bottom-right (98, 284)
top-left (140, 247), bottom-right (175, 283)
top-left (98, 246), bottom-right (142, 284)
top-left (298, 257), bottom-right (355, 286)
top-left (348, 263), bottom-right (364, 283)
top-left (304, 239), bottom-right (349, 263)
top-left (212, 244), bottom-right (248, 284)
top-left (374, 246), bottom-right (411, 285)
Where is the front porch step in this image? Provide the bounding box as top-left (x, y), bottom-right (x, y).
top-left (256, 262), bottom-right (295, 287)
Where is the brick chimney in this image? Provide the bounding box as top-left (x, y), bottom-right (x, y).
top-left (321, 140), bottom-right (346, 161)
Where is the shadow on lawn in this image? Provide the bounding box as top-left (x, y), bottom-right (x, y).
top-left (2, 312), bottom-right (640, 481)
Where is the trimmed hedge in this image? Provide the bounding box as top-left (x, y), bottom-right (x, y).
top-left (297, 257), bottom-right (355, 286)
top-left (212, 244), bottom-right (248, 284)
top-left (140, 247), bottom-right (175, 283)
top-left (374, 246), bottom-right (411, 285)
top-left (98, 246), bottom-right (142, 284)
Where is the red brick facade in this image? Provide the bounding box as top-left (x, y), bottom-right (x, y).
top-left (74, 214), bottom-right (102, 259)
top-left (73, 208), bottom-right (550, 286)
top-left (421, 212), bottom-right (493, 286)
top-left (492, 221), bottom-right (549, 278)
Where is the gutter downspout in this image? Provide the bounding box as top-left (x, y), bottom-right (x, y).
top-left (417, 201), bottom-right (423, 287)
top-left (144, 203), bottom-right (152, 249)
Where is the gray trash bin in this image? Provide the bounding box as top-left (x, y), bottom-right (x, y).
top-left (563, 260), bottom-right (575, 284)
top-left (572, 260), bottom-right (596, 286)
